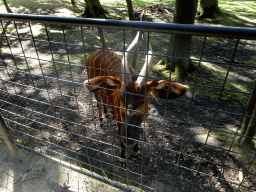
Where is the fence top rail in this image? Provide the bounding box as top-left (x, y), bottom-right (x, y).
top-left (0, 13), bottom-right (256, 40)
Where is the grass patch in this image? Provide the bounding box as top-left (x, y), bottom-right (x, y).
top-left (197, 0), bottom-right (256, 27)
top-left (103, 0), bottom-right (175, 20)
top-left (104, 0), bottom-right (256, 27)
top-left (20, 63), bottom-right (29, 70)
top-left (43, 53), bottom-right (85, 73)
top-left (1, 0), bottom-right (255, 28)
top-left (16, 138), bottom-right (32, 148)
top-left (209, 126), bottom-right (236, 146)
top-left (42, 61), bottom-right (71, 73)
top-left (208, 126), bottom-right (256, 174)
top-left (189, 59), bottom-right (248, 101)
top-left (152, 56), bottom-right (248, 101)
top-left (247, 61), bottom-right (256, 66)
top-left (105, 0), bottom-right (175, 10)
top-left (68, 54), bottom-right (85, 64)
top-left (222, 82), bottom-right (247, 100)
top-left (237, 154), bottom-right (256, 173)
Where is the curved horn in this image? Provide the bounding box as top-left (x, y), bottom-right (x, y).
top-left (136, 32), bottom-right (153, 86)
top-left (121, 31), bottom-right (141, 84)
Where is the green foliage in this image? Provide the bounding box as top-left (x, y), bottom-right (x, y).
top-left (152, 58), bottom-right (172, 79)
top-left (152, 61), bottom-right (167, 73)
top-left (247, 61), bottom-right (256, 66)
top-left (222, 82), bottom-right (247, 100)
top-left (209, 126), bottom-right (236, 146)
top-left (16, 138), bottom-right (32, 148)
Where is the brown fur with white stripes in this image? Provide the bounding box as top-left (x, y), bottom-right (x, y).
top-left (84, 23), bottom-right (188, 161)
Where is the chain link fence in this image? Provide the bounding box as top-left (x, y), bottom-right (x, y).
top-left (0, 13), bottom-right (256, 191)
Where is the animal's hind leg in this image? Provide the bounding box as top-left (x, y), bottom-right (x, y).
top-left (134, 142), bottom-right (138, 153)
top-left (95, 93), bottom-right (104, 128)
top-left (133, 142), bottom-right (140, 156)
top-left (102, 93), bottom-right (108, 118)
top-left (120, 140), bottom-right (126, 163)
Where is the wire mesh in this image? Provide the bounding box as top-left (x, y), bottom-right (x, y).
top-left (0, 14), bottom-right (256, 192)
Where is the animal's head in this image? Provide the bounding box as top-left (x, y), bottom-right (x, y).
top-left (84, 31), bottom-right (188, 148)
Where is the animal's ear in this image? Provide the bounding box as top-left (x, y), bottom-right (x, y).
top-left (84, 76), bottom-right (121, 93)
top-left (147, 80), bottom-right (188, 99)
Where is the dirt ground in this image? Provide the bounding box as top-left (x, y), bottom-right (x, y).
top-left (0, 1), bottom-right (256, 192)
top-left (0, 141), bottom-right (124, 192)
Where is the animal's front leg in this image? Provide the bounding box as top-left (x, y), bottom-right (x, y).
top-left (95, 93), bottom-right (104, 128)
top-left (119, 140), bottom-right (126, 163)
top-left (133, 142), bottom-right (140, 155)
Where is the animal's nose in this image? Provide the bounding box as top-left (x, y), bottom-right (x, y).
top-left (126, 104), bottom-right (134, 116)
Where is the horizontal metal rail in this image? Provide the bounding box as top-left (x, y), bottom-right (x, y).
top-left (0, 13), bottom-right (255, 39)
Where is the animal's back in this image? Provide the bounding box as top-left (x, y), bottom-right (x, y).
top-left (86, 49), bottom-right (122, 79)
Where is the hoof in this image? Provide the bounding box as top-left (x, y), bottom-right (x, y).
top-left (135, 150), bottom-right (140, 156)
top-left (118, 158), bottom-right (126, 163)
top-left (119, 158), bottom-right (126, 167)
top-left (131, 150), bottom-right (141, 159)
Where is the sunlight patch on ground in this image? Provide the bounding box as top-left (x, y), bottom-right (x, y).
top-left (201, 61), bottom-right (225, 73)
top-left (1, 168), bottom-right (14, 192)
top-left (235, 15), bottom-right (256, 27)
top-left (225, 124), bottom-right (238, 132)
top-left (16, 26), bottom-right (32, 34)
top-left (0, 7), bottom-right (7, 13)
top-left (195, 133), bottom-right (220, 147)
top-left (201, 61), bottom-right (252, 84)
top-left (54, 8), bottom-right (75, 17)
top-left (229, 71), bottom-right (252, 83)
top-left (30, 24), bottom-right (44, 37)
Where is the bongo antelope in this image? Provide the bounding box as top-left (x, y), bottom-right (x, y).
top-left (84, 15), bottom-right (188, 161)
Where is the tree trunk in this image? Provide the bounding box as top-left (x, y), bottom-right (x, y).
top-left (71, 0), bottom-right (77, 8)
top-left (238, 80), bottom-right (256, 149)
top-left (3, 0), bottom-right (12, 13)
top-left (167, 0), bottom-right (198, 81)
top-left (239, 106), bottom-right (256, 149)
top-left (82, 0), bottom-right (107, 18)
top-left (198, 0), bottom-right (221, 20)
top-left (126, 0), bottom-right (134, 21)
top-left (125, 0), bottom-right (137, 69)
top-left (83, 0), bottom-right (107, 48)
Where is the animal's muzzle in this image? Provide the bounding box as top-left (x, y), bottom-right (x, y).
top-left (120, 124), bottom-right (139, 148)
top-left (121, 136), bottom-right (138, 148)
